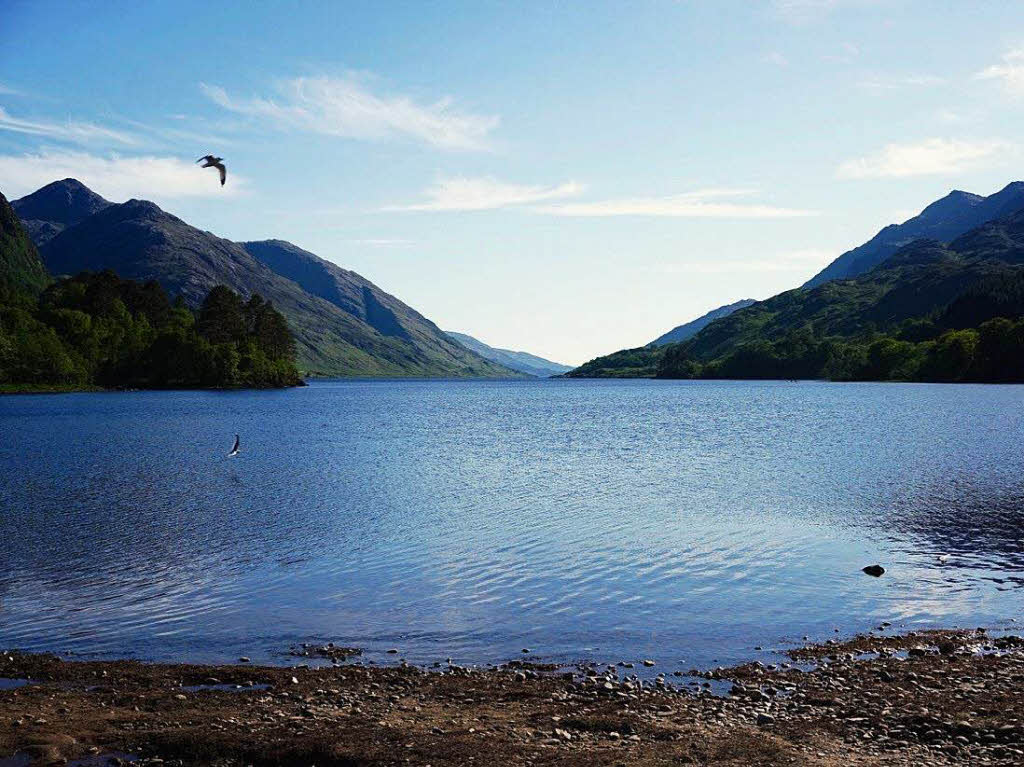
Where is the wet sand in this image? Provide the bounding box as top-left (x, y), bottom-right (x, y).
top-left (1, 628), bottom-right (1023, 766)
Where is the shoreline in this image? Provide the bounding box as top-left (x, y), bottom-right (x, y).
top-left (3, 628), bottom-right (1023, 765)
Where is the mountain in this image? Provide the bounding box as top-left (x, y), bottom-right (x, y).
top-left (240, 239), bottom-right (517, 377)
top-left (444, 331), bottom-right (572, 377)
top-left (11, 178), bottom-right (112, 247)
top-left (803, 181), bottom-right (1024, 288)
top-left (21, 182), bottom-right (515, 377)
top-left (648, 299), bottom-right (756, 346)
top-left (0, 191), bottom-right (49, 297)
top-left (570, 200), bottom-right (1024, 381)
top-left (656, 207), bottom-right (1024, 381)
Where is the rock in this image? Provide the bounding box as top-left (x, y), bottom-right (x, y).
top-left (642, 660), bottom-right (655, 667)
top-left (757, 713), bottom-right (776, 726)
top-left (238, 657), bottom-right (251, 663)
top-left (862, 565), bottom-right (885, 577)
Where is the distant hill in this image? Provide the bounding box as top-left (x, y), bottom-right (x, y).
top-left (562, 345), bottom-right (662, 378)
top-left (648, 299), bottom-right (756, 346)
top-left (803, 181), bottom-right (1024, 288)
top-left (0, 191), bottom-right (49, 297)
top-left (444, 331), bottom-right (571, 377)
top-left (11, 178), bottom-right (112, 247)
top-left (16, 180), bottom-right (515, 378)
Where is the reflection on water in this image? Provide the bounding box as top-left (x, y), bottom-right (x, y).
top-left (1, 379), bottom-right (1023, 669)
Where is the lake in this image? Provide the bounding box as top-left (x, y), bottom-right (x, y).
top-left (1, 379), bottom-right (1023, 672)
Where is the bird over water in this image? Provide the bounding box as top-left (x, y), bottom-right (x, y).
top-left (197, 155), bottom-right (226, 186)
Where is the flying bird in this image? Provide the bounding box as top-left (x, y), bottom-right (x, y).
top-left (197, 155), bottom-right (227, 186)
top-left (228, 434), bottom-right (240, 457)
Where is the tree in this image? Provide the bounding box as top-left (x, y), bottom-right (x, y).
top-left (197, 285), bottom-right (246, 345)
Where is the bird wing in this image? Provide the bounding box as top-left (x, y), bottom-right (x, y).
top-left (197, 155), bottom-right (212, 164)
top-left (216, 162), bottom-right (226, 186)
top-left (232, 434), bottom-right (240, 452)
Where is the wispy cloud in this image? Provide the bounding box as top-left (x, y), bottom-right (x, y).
top-left (0, 150), bottom-right (247, 201)
top-left (0, 106), bottom-right (138, 146)
top-left (0, 82), bottom-right (20, 96)
top-left (387, 176), bottom-right (584, 211)
top-left (836, 138), bottom-right (1011, 179)
top-left (537, 188), bottom-right (816, 218)
top-left (202, 75), bottom-right (499, 151)
top-left (977, 48), bottom-right (1024, 96)
top-left (772, 0), bottom-right (875, 24)
top-left (858, 73), bottom-right (946, 89)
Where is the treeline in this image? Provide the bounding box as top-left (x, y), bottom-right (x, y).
top-left (0, 270), bottom-right (303, 389)
top-left (659, 318), bottom-right (1024, 383)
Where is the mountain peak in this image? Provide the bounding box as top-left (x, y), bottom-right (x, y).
top-left (916, 189), bottom-right (984, 221)
top-left (803, 180), bottom-right (1024, 289)
top-left (120, 199), bottom-right (165, 217)
top-left (11, 178), bottom-right (111, 231)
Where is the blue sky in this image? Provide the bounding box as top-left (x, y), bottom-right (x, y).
top-left (2, 0), bottom-right (1023, 364)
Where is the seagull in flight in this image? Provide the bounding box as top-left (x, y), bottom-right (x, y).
top-left (197, 155), bottom-right (227, 186)
top-left (227, 434), bottom-right (240, 457)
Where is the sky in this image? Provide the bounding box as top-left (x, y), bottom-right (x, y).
top-left (2, 1), bottom-right (1024, 365)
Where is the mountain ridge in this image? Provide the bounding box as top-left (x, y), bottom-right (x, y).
top-left (14, 180), bottom-right (517, 378)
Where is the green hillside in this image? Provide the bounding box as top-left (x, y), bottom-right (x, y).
top-left (0, 192), bottom-right (49, 299)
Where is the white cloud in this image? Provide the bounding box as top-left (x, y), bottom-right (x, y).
top-left (0, 106), bottom-right (138, 146)
top-left (0, 150), bottom-right (247, 201)
top-left (977, 48), bottom-right (1024, 96)
top-left (836, 138), bottom-right (1011, 179)
top-left (0, 82), bottom-right (20, 96)
top-left (388, 176), bottom-right (584, 211)
top-left (537, 188), bottom-right (816, 218)
top-left (858, 74), bottom-right (946, 89)
top-left (202, 75), bottom-right (499, 151)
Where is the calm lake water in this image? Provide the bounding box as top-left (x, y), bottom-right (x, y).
top-left (2, 379), bottom-right (1023, 671)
